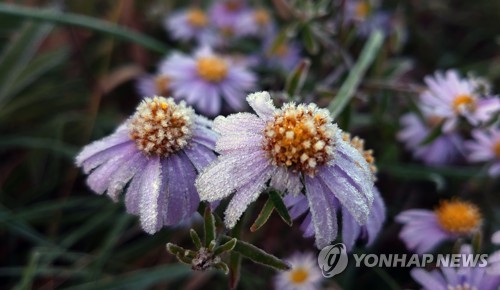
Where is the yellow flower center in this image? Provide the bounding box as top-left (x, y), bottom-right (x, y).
top-left (343, 133), bottom-right (377, 176)
top-left (154, 75), bottom-right (170, 96)
top-left (254, 9), bottom-right (270, 25)
top-left (493, 141), bottom-right (500, 158)
top-left (262, 103), bottom-right (336, 176)
top-left (129, 97), bottom-right (194, 157)
top-left (186, 9), bottom-right (208, 28)
top-left (272, 44), bottom-right (289, 57)
top-left (355, 2), bottom-right (371, 19)
top-left (452, 94), bottom-right (476, 113)
top-left (196, 57), bottom-right (228, 82)
top-left (435, 200), bottom-right (482, 235)
top-left (289, 267), bottom-right (309, 284)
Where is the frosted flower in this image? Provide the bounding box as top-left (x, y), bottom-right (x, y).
top-left (196, 91), bottom-right (375, 248)
top-left (75, 97), bottom-right (217, 234)
top-left (273, 252), bottom-right (323, 290)
top-left (396, 199), bottom-right (483, 253)
top-left (420, 70), bottom-right (500, 131)
top-left (285, 135), bottom-right (384, 250)
top-left (465, 128), bottom-right (500, 177)
top-left (136, 73), bottom-right (171, 98)
top-left (165, 8), bottom-right (215, 44)
top-left (161, 47), bottom-right (256, 116)
top-left (397, 111), bottom-right (464, 166)
top-left (488, 231), bottom-right (500, 275)
top-left (412, 246), bottom-right (500, 290)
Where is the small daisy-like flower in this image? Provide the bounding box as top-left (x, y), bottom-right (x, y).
top-left (420, 70), bottom-right (500, 131)
top-left (209, 0), bottom-right (248, 37)
top-left (195, 91), bottom-right (375, 248)
top-left (161, 47), bottom-right (256, 116)
top-left (75, 97), bottom-right (217, 234)
top-left (236, 8), bottom-right (275, 38)
top-left (396, 199), bottom-right (483, 253)
top-left (285, 135), bottom-right (385, 251)
top-left (136, 73), bottom-right (171, 98)
top-left (397, 110), bottom-right (464, 166)
top-left (346, 0), bottom-right (378, 23)
top-left (488, 231), bottom-right (500, 275)
top-left (412, 246), bottom-right (500, 290)
top-left (465, 128), bottom-right (500, 177)
top-left (164, 8), bottom-right (215, 44)
top-left (274, 252), bottom-right (323, 290)
top-left (263, 39), bottom-right (301, 71)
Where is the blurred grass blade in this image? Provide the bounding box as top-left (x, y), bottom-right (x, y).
top-left (285, 59), bottom-right (311, 98)
top-left (13, 250), bottom-right (40, 290)
top-left (250, 199), bottom-right (275, 232)
top-left (0, 20), bottom-right (53, 107)
top-left (328, 30), bottom-right (384, 118)
top-left (302, 24), bottom-right (319, 54)
top-left (221, 235), bottom-right (290, 271)
top-left (0, 136), bottom-right (77, 159)
top-left (0, 3), bottom-right (168, 54)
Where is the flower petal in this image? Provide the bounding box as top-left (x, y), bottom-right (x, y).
top-left (138, 156), bottom-right (164, 234)
top-left (246, 91), bottom-right (276, 121)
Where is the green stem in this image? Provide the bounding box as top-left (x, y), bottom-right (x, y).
top-left (0, 3), bottom-right (168, 54)
top-left (328, 30), bottom-right (384, 119)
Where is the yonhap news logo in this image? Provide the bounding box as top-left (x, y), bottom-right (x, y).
top-left (317, 243), bottom-right (490, 278)
top-left (317, 243), bottom-right (348, 278)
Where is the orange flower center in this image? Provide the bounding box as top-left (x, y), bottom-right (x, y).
top-left (196, 57), bottom-right (228, 82)
top-left (254, 9), bottom-right (270, 25)
top-left (493, 141), bottom-right (500, 158)
top-left (262, 103), bottom-right (336, 176)
top-left (272, 44), bottom-right (289, 57)
top-left (186, 9), bottom-right (208, 27)
top-left (129, 97), bottom-right (194, 156)
top-left (154, 75), bottom-right (170, 96)
top-left (452, 94), bottom-right (476, 113)
top-left (289, 267), bottom-right (309, 284)
top-left (355, 2), bottom-right (371, 19)
top-left (435, 200), bottom-right (482, 235)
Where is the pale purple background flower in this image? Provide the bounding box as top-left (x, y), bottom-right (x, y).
top-left (261, 38), bottom-right (302, 71)
top-left (397, 112), bottom-right (464, 166)
top-left (488, 231), bottom-right (500, 276)
top-left (235, 8), bottom-right (275, 38)
top-left (164, 9), bottom-right (216, 44)
top-left (466, 128), bottom-right (500, 177)
top-left (196, 92), bottom-right (375, 249)
top-left (75, 97), bottom-right (217, 234)
top-left (161, 47), bottom-right (256, 116)
top-left (209, 0), bottom-right (249, 37)
top-left (285, 187), bottom-right (385, 251)
top-left (274, 252), bottom-right (323, 290)
top-left (420, 70), bottom-right (500, 131)
top-left (412, 245), bottom-right (500, 290)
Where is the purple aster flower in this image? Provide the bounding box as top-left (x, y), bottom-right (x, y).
top-left (488, 231), bottom-right (500, 276)
top-left (136, 74), bottom-right (171, 98)
top-left (396, 199), bottom-right (483, 254)
top-left (161, 46), bottom-right (256, 117)
top-left (164, 8), bottom-right (216, 44)
top-left (236, 8), bottom-right (275, 38)
top-left (273, 252), bottom-right (324, 290)
top-left (209, 0), bottom-right (249, 37)
top-left (465, 128), bottom-right (500, 177)
top-left (420, 70), bottom-right (500, 131)
top-left (262, 39), bottom-right (302, 71)
top-left (75, 96), bottom-right (218, 234)
top-left (285, 134), bottom-right (384, 251)
top-left (411, 246), bottom-right (500, 290)
top-left (397, 111), bottom-right (464, 166)
top-left (195, 91), bottom-right (375, 249)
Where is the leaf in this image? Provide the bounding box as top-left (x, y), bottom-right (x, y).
top-left (250, 199), bottom-right (275, 232)
top-left (285, 58), bottom-right (311, 97)
top-left (302, 24), bottom-right (319, 54)
top-left (268, 190), bottom-right (292, 226)
top-left (0, 3), bottom-right (168, 54)
top-left (203, 207), bottom-right (216, 247)
top-left (328, 30), bottom-right (384, 118)
top-left (214, 238), bottom-right (237, 255)
top-left (0, 136), bottom-right (77, 159)
top-left (221, 235), bottom-right (290, 271)
top-left (228, 252), bottom-right (241, 290)
top-left (190, 229), bottom-right (202, 250)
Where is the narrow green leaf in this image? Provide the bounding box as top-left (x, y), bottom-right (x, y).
top-left (0, 3), bottom-right (168, 54)
top-left (221, 236), bottom-right (290, 271)
top-left (208, 240), bottom-right (217, 252)
top-left (13, 251), bottom-right (40, 290)
top-left (204, 207), bottom-right (216, 247)
top-left (250, 199), bottom-right (275, 232)
top-left (328, 30), bottom-right (384, 118)
top-left (302, 24), bottom-right (319, 54)
top-left (0, 136), bottom-right (77, 159)
top-left (268, 190), bottom-right (292, 226)
top-left (214, 238), bottom-right (237, 255)
top-left (228, 252), bottom-right (242, 290)
top-left (166, 243), bottom-right (185, 256)
top-left (190, 229), bottom-right (202, 250)
top-left (176, 254), bottom-right (193, 265)
top-left (285, 58), bottom-right (311, 97)
top-left (214, 262), bottom-right (230, 275)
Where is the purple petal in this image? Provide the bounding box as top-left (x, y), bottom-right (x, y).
top-left (107, 152), bottom-right (148, 201)
top-left (138, 156), bottom-right (164, 234)
top-left (182, 143), bottom-right (217, 172)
